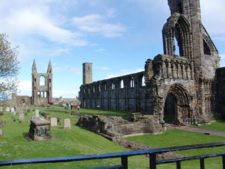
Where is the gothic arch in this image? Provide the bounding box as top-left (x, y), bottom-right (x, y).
top-left (163, 14), bottom-right (192, 59)
top-left (164, 84), bottom-right (191, 123)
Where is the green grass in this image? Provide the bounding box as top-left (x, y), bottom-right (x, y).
top-left (1, 106), bottom-right (225, 169)
top-left (196, 121), bottom-right (225, 132)
top-left (0, 106), bottom-right (148, 169)
top-left (127, 129), bottom-right (225, 169)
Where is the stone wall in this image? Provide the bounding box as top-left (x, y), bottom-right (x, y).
top-left (216, 68), bottom-right (225, 119)
top-left (79, 0), bottom-right (221, 124)
top-left (77, 115), bottom-right (164, 139)
top-left (79, 71), bottom-right (147, 113)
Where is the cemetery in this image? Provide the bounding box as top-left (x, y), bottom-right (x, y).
top-left (0, 0), bottom-right (225, 168)
top-left (0, 105), bottom-right (224, 168)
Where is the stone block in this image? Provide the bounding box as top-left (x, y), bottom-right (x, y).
top-left (64, 119), bottom-right (71, 129)
top-left (50, 117), bottom-right (57, 127)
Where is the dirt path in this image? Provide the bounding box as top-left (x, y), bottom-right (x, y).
top-left (172, 126), bottom-right (225, 138)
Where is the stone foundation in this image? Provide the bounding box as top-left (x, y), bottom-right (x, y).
top-left (77, 115), bottom-right (164, 139)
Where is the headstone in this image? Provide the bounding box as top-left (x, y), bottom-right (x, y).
top-left (5, 107), bottom-right (10, 112)
top-left (0, 107), bottom-right (3, 115)
top-left (35, 109), bottom-right (40, 117)
top-left (64, 119), bottom-right (71, 129)
top-left (0, 128), bottom-right (3, 136)
top-left (29, 118), bottom-right (51, 141)
top-left (19, 113), bottom-right (25, 121)
top-left (50, 117), bottom-right (57, 127)
top-left (10, 107), bottom-right (15, 113)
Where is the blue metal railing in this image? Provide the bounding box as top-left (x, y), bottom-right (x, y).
top-left (0, 142), bottom-right (225, 169)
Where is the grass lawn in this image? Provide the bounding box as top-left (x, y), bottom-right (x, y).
top-left (0, 106), bottom-right (148, 169)
top-left (196, 121), bottom-right (225, 132)
top-left (127, 129), bottom-right (225, 169)
top-left (1, 106), bottom-right (225, 169)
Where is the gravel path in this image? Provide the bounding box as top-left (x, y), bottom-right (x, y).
top-left (172, 126), bottom-right (225, 138)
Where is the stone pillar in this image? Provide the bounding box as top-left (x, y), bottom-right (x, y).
top-left (83, 63), bottom-right (93, 85)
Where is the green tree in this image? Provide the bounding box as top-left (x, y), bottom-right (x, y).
top-left (0, 34), bottom-right (19, 95)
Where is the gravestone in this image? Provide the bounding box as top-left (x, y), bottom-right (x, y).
top-left (35, 109), bottom-right (40, 117)
top-left (0, 107), bottom-right (3, 115)
top-left (19, 113), bottom-right (25, 122)
top-left (0, 128), bottom-right (2, 136)
top-left (64, 119), bottom-right (71, 129)
top-left (50, 117), bottom-right (57, 127)
top-left (5, 107), bottom-right (10, 112)
top-left (29, 118), bottom-right (51, 141)
top-left (10, 107), bottom-right (15, 113)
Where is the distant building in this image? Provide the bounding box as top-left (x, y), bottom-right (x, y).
top-left (32, 60), bottom-right (53, 105)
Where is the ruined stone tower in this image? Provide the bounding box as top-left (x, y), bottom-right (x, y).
top-left (32, 60), bottom-right (53, 105)
top-left (144, 0), bottom-right (220, 123)
top-left (83, 63), bottom-right (92, 85)
top-left (79, 0), bottom-right (221, 125)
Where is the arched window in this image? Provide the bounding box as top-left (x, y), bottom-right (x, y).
top-left (141, 76), bottom-right (146, 87)
top-left (120, 80), bottom-right (124, 89)
top-left (112, 83), bottom-right (115, 90)
top-left (40, 76), bottom-right (45, 86)
top-left (98, 85), bottom-right (101, 92)
top-left (130, 78), bottom-right (135, 88)
top-left (203, 40), bottom-right (211, 55)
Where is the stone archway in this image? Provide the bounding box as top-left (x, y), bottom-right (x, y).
top-left (164, 84), bottom-right (191, 124)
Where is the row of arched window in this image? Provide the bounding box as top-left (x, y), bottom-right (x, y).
top-left (82, 75), bottom-right (146, 94)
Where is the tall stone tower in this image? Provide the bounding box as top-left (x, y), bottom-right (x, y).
top-left (83, 63), bottom-right (92, 85)
top-left (144, 0), bottom-right (220, 123)
top-left (32, 60), bottom-right (53, 105)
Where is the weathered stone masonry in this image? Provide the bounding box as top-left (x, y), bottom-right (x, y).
top-left (79, 0), bottom-right (223, 124)
top-left (80, 71), bottom-right (147, 112)
top-left (32, 60), bottom-right (53, 105)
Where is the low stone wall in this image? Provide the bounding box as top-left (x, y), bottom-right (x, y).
top-left (77, 115), bottom-right (164, 139)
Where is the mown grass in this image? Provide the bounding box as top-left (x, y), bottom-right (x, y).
top-left (127, 129), bottom-right (225, 169)
top-left (0, 106), bottom-right (148, 169)
top-left (196, 121), bottom-right (225, 132)
top-left (1, 106), bottom-right (225, 169)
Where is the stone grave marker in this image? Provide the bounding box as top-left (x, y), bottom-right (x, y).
top-left (50, 117), bottom-right (57, 127)
top-left (64, 119), bottom-right (71, 129)
top-left (5, 107), bottom-right (10, 112)
top-left (0, 107), bottom-right (3, 115)
top-left (29, 118), bottom-right (51, 141)
top-left (35, 109), bottom-right (40, 117)
top-left (10, 107), bottom-right (15, 113)
top-left (19, 113), bottom-right (25, 122)
top-left (0, 128), bottom-right (3, 136)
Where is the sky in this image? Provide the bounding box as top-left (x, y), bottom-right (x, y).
top-left (0, 0), bottom-right (225, 98)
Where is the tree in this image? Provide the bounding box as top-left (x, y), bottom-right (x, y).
top-left (0, 34), bottom-right (19, 95)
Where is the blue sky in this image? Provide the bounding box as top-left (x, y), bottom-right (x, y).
top-left (0, 0), bottom-right (225, 98)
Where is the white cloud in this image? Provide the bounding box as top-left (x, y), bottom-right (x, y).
top-left (201, 0), bottom-right (225, 41)
top-left (0, 9), bottom-right (87, 47)
top-left (73, 14), bottom-right (126, 37)
top-left (17, 80), bottom-right (31, 96)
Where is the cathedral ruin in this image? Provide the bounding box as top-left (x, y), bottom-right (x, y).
top-left (32, 60), bottom-right (53, 105)
top-left (79, 0), bottom-right (225, 124)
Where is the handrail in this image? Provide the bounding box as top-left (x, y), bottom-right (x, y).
top-left (0, 142), bottom-right (225, 169)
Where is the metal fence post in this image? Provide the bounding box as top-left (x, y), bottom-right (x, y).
top-left (200, 158), bottom-right (205, 169)
top-left (176, 161), bottom-right (181, 169)
top-left (121, 156), bottom-right (128, 169)
top-left (149, 153), bottom-right (157, 169)
top-left (222, 155), bottom-right (225, 169)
